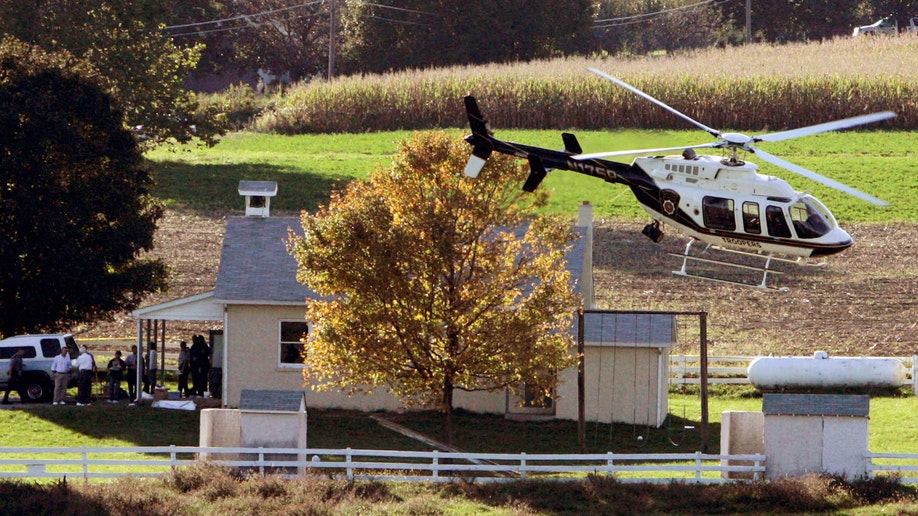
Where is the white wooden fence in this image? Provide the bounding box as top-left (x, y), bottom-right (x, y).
top-left (1, 446), bottom-right (916, 484)
top-left (1, 446), bottom-right (763, 483)
top-left (670, 355), bottom-right (917, 393)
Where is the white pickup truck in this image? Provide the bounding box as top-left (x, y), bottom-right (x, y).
top-left (0, 334), bottom-right (81, 403)
top-left (853, 16), bottom-right (898, 36)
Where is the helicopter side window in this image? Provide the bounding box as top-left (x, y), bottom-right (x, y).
top-left (790, 200), bottom-right (831, 239)
top-left (765, 205), bottom-right (791, 238)
top-left (702, 196), bottom-right (736, 231)
top-left (742, 202), bottom-right (761, 234)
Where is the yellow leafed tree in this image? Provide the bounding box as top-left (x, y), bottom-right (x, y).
top-left (288, 131), bottom-right (580, 441)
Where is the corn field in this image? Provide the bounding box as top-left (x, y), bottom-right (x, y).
top-left (253, 36), bottom-right (918, 134)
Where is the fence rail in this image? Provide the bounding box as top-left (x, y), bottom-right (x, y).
top-left (867, 453), bottom-right (918, 484)
top-left (0, 446), bottom-right (766, 483)
top-left (669, 355), bottom-right (917, 392)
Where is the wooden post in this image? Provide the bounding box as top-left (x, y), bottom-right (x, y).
top-left (327, 0), bottom-right (336, 80)
top-left (699, 312), bottom-right (710, 452)
top-left (577, 309), bottom-right (585, 453)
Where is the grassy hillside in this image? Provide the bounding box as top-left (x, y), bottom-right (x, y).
top-left (147, 129), bottom-right (916, 223)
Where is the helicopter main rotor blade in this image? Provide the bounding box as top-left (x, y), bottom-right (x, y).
top-left (573, 143), bottom-right (719, 160)
top-left (755, 111), bottom-right (896, 143)
top-left (588, 68), bottom-right (721, 138)
top-left (751, 147), bottom-right (888, 206)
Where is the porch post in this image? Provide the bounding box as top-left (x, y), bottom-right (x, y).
top-left (136, 320), bottom-right (144, 403)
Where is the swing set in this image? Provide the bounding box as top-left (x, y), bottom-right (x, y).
top-left (575, 309), bottom-right (711, 453)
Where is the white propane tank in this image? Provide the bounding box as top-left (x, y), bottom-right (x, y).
top-left (747, 351), bottom-right (907, 390)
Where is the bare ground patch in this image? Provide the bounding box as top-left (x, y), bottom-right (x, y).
top-left (592, 220), bottom-right (917, 357)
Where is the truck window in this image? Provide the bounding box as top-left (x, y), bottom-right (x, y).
top-left (64, 335), bottom-right (80, 356)
top-left (1, 346), bottom-right (37, 359)
top-left (41, 338), bottom-right (61, 358)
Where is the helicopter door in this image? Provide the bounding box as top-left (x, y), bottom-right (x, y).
top-left (742, 202), bottom-right (761, 234)
top-left (765, 205), bottom-right (791, 238)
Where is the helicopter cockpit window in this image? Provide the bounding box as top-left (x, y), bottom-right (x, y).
top-left (790, 198), bottom-right (832, 239)
top-left (742, 202), bottom-right (761, 234)
top-left (702, 196), bottom-right (736, 231)
top-left (765, 206), bottom-right (791, 238)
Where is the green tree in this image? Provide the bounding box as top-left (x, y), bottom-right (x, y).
top-left (229, 0), bottom-right (330, 82)
top-left (341, 0), bottom-right (594, 73)
top-left (0, 0), bottom-right (220, 145)
top-left (594, 0), bottom-right (734, 55)
top-left (0, 38), bottom-right (168, 337)
top-left (288, 132), bottom-right (580, 441)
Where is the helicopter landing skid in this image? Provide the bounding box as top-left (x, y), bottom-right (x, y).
top-left (669, 240), bottom-right (789, 292)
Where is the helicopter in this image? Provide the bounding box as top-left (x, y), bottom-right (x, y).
top-left (463, 68), bottom-right (895, 290)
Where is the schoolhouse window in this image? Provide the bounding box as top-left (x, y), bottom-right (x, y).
top-left (279, 321), bottom-right (309, 367)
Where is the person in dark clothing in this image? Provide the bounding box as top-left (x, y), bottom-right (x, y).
top-left (177, 341), bottom-right (191, 397)
top-left (125, 345), bottom-right (138, 401)
top-left (75, 345), bottom-right (97, 406)
top-left (190, 334), bottom-right (210, 396)
top-left (2, 348), bottom-right (25, 404)
top-left (107, 350), bottom-right (127, 403)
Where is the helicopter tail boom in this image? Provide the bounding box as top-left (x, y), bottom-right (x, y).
top-left (463, 96), bottom-right (493, 178)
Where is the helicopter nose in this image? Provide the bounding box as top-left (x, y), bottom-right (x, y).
top-left (811, 228), bottom-right (853, 256)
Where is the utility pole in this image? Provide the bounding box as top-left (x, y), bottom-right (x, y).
top-left (328, 0), bottom-right (336, 81)
top-left (745, 0), bottom-right (752, 44)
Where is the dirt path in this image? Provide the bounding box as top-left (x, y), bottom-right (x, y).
top-left (77, 211), bottom-right (917, 358)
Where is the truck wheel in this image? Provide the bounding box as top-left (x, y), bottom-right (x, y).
top-left (21, 376), bottom-right (53, 403)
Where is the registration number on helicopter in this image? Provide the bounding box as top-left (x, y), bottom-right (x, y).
top-left (721, 237), bottom-right (762, 249)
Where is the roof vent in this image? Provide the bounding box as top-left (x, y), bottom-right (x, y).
top-left (238, 180), bottom-right (277, 217)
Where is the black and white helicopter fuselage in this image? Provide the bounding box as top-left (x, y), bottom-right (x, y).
top-left (627, 153), bottom-right (852, 258)
top-left (462, 69), bottom-right (893, 289)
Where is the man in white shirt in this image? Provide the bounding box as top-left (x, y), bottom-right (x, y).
top-left (51, 347), bottom-right (72, 405)
top-left (75, 346), bottom-right (96, 406)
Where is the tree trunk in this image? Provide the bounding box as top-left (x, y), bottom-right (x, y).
top-left (443, 379), bottom-right (454, 446)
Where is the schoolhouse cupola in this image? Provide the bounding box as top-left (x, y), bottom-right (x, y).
top-left (238, 180), bottom-right (277, 217)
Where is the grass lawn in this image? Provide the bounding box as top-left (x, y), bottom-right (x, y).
top-left (3, 387), bottom-right (914, 455)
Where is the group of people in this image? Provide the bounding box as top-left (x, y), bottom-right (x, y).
top-left (177, 334), bottom-right (211, 398)
top-left (41, 336), bottom-right (211, 406)
top-left (50, 345), bottom-right (99, 406)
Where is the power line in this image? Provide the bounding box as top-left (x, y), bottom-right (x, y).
top-left (164, 0), bottom-right (325, 31)
top-left (363, 2), bottom-right (439, 17)
top-left (362, 14), bottom-right (431, 27)
top-left (593, 0), bottom-right (722, 29)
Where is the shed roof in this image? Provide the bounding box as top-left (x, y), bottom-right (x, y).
top-left (239, 389), bottom-right (306, 412)
top-left (582, 312), bottom-right (675, 348)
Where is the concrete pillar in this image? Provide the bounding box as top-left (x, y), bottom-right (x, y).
top-left (720, 411), bottom-right (764, 479)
